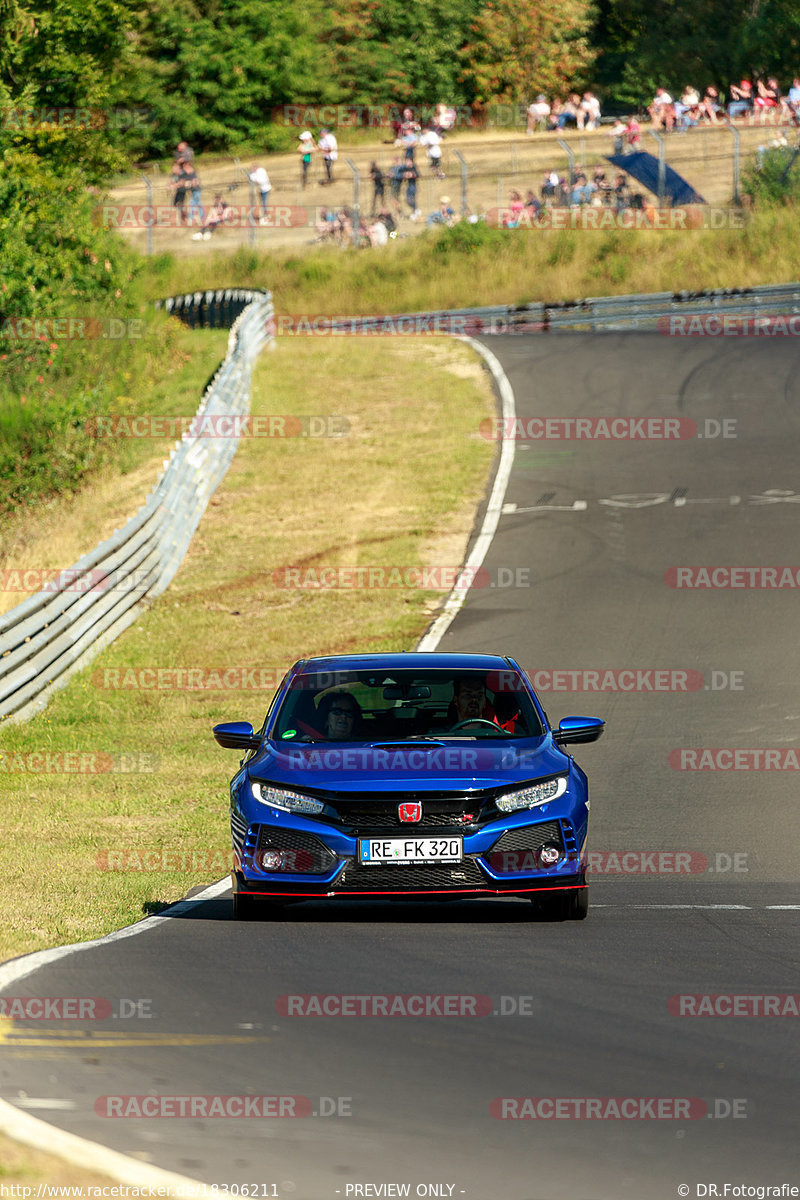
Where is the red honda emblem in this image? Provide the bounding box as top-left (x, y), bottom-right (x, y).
top-left (398, 802), bottom-right (423, 823)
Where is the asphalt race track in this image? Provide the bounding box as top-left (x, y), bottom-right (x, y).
top-left (2, 332), bottom-right (800, 1200)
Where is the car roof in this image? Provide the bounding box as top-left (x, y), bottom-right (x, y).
top-left (290, 653), bottom-right (517, 674)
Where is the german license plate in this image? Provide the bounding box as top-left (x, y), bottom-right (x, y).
top-left (358, 837), bottom-right (463, 865)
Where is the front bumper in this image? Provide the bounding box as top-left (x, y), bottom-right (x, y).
top-left (231, 813), bottom-right (587, 899)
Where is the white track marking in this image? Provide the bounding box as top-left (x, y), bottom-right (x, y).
top-left (0, 1096), bottom-right (206, 1191)
top-left (417, 338), bottom-right (516, 651)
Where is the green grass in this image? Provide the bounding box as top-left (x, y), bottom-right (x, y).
top-left (136, 206), bottom-right (800, 316)
top-left (0, 337), bottom-right (494, 961)
top-left (0, 314), bottom-right (230, 524)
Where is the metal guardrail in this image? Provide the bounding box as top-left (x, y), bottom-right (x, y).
top-left (0, 289), bottom-right (273, 724)
top-left (320, 282), bottom-right (800, 334)
top-left (3, 278), bottom-right (799, 723)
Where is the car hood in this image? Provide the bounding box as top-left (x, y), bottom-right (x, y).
top-left (248, 737), bottom-right (568, 793)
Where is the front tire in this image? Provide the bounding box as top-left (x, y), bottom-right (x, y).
top-left (232, 891), bottom-right (260, 920)
top-left (531, 887), bottom-right (589, 921)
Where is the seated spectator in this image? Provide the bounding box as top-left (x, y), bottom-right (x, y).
top-left (548, 98), bottom-right (564, 130)
top-left (578, 91), bottom-right (601, 130)
top-left (524, 189), bottom-right (542, 217)
top-left (754, 76), bottom-right (781, 118)
top-left (625, 115), bottom-right (642, 151)
top-left (558, 93), bottom-right (582, 128)
top-left (501, 190), bottom-right (524, 226)
top-left (593, 167), bottom-right (613, 203)
top-left (427, 194), bottom-right (456, 226)
top-left (728, 80), bottom-right (754, 118)
top-left (314, 206), bottom-right (338, 241)
top-left (699, 86), bottom-right (723, 123)
top-left (375, 207), bottom-right (397, 237)
top-left (527, 95), bottom-right (551, 135)
top-left (541, 170), bottom-right (560, 204)
top-left (648, 87), bottom-right (675, 131)
top-left (190, 193), bottom-right (230, 240)
top-left (570, 171), bottom-right (595, 205)
top-left (615, 173), bottom-right (632, 210)
top-left (367, 217), bottom-right (389, 246)
top-left (788, 78), bottom-right (800, 119)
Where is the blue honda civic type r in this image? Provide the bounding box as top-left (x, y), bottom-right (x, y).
top-left (213, 652), bottom-right (604, 920)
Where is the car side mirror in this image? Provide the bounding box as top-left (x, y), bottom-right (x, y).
top-left (213, 721), bottom-right (259, 750)
top-left (553, 716), bottom-right (605, 745)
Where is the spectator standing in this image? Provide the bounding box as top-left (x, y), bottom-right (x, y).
top-left (181, 158), bottom-right (203, 225)
top-left (369, 161), bottom-right (385, 215)
top-left (318, 128), bottom-right (338, 184)
top-left (249, 164), bottom-right (271, 223)
top-left (403, 158), bottom-right (420, 220)
top-left (297, 131), bottom-right (315, 189)
top-left (388, 156), bottom-right (405, 215)
top-left (170, 159), bottom-right (191, 224)
top-left (609, 118), bottom-right (626, 154)
top-left (420, 126), bottom-right (445, 178)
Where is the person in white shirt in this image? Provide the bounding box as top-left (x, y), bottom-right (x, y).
top-left (249, 164), bottom-right (271, 223)
top-left (527, 95), bottom-right (550, 134)
top-left (420, 126), bottom-right (444, 178)
top-left (318, 128), bottom-right (338, 184)
top-left (648, 87), bottom-right (675, 131)
top-left (578, 91), bottom-right (601, 129)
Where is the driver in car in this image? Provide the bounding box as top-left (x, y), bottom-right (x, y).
top-left (451, 675), bottom-right (520, 733)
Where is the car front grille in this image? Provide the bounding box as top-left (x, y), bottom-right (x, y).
top-left (334, 858), bottom-right (487, 892)
top-left (325, 797), bottom-right (484, 834)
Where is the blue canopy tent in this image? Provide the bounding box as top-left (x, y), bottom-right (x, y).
top-left (606, 151), bottom-right (706, 205)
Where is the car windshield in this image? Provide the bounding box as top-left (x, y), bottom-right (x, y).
top-left (270, 668), bottom-right (543, 743)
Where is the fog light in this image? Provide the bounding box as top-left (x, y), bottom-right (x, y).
top-left (539, 845), bottom-right (561, 866)
top-left (257, 849), bottom-right (284, 872)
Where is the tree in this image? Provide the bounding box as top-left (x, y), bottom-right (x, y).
top-left (460, 0), bottom-right (597, 105)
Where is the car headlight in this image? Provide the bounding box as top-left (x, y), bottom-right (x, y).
top-left (495, 776), bottom-right (568, 812)
top-left (251, 782), bottom-right (325, 814)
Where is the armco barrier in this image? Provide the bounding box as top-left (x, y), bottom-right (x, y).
top-left (3, 280), bottom-right (799, 723)
top-left (319, 283), bottom-right (800, 335)
top-left (0, 289), bottom-right (273, 724)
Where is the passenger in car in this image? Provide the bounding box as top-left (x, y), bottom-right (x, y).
top-left (316, 691), bottom-right (363, 741)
